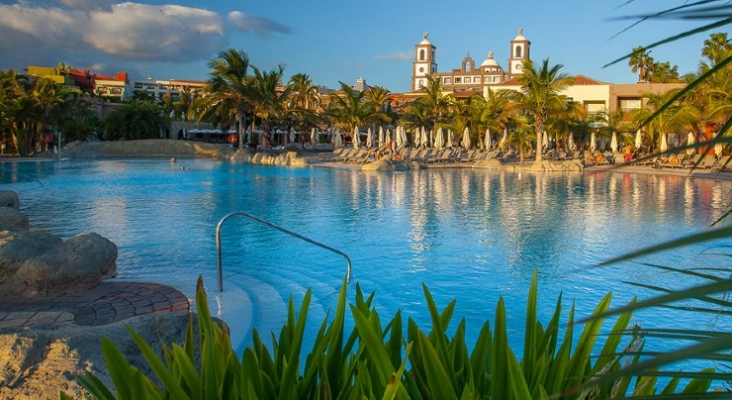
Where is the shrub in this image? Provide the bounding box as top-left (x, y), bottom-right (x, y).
top-left (64, 269), bottom-right (714, 399)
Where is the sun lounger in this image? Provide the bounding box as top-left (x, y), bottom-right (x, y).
top-left (712, 155), bottom-right (731, 171)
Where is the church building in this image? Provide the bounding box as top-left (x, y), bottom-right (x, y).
top-left (411, 28), bottom-right (531, 92)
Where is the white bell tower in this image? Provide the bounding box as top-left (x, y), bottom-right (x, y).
top-left (508, 28), bottom-right (531, 77)
top-left (412, 32), bottom-right (437, 92)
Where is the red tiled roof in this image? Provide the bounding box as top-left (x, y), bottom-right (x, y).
top-left (572, 74), bottom-right (608, 85)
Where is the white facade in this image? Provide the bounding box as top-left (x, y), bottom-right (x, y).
top-left (132, 78), bottom-right (206, 100)
top-left (412, 28), bottom-right (529, 92)
top-left (412, 33), bottom-right (437, 92)
top-left (508, 28), bottom-right (531, 77)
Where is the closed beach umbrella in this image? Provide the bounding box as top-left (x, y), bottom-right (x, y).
top-left (378, 126), bottom-right (385, 147)
top-left (435, 127), bottom-right (444, 149)
top-left (635, 129), bottom-right (642, 150)
top-left (333, 130), bottom-right (342, 147)
top-left (462, 127), bottom-right (471, 149)
top-left (289, 127), bottom-right (296, 143)
top-left (610, 132), bottom-right (618, 153)
top-left (500, 129), bottom-right (508, 148)
top-left (568, 133), bottom-right (576, 152)
top-left (421, 127), bottom-right (429, 148)
top-left (485, 128), bottom-right (492, 150)
top-left (542, 131), bottom-right (549, 149)
top-left (590, 132), bottom-right (597, 151)
top-left (714, 132), bottom-right (723, 158)
top-left (659, 133), bottom-right (668, 153)
top-left (446, 129), bottom-right (454, 148)
top-left (366, 128), bottom-right (374, 148)
top-left (310, 128), bottom-right (317, 145)
top-left (413, 128), bottom-right (420, 148)
top-left (353, 127), bottom-right (360, 149)
top-left (400, 126), bottom-right (408, 150)
top-left (686, 132), bottom-right (695, 155)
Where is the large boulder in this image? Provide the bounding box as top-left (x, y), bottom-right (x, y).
top-left (0, 229), bottom-right (63, 283)
top-left (247, 151), bottom-right (309, 167)
top-left (13, 232), bottom-right (118, 296)
top-left (0, 207), bottom-right (29, 231)
top-left (0, 191), bottom-right (19, 210)
top-left (0, 312), bottom-right (200, 400)
top-left (361, 156), bottom-right (421, 171)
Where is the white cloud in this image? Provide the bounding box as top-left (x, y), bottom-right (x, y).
top-left (86, 3), bottom-right (227, 60)
top-left (375, 51), bottom-right (411, 61)
top-left (57, 0), bottom-right (115, 11)
top-left (0, 1), bottom-right (228, 64)
top-left (228, 11), bottom-right (291, 38)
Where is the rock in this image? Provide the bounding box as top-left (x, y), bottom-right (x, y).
top-left (361, 156), bottom-right (421, 171)
top-left (0, 229), bottom-right (63, 283)
top-left (0, 312), bottom-right (203, 400)
top-left (0, 207), bottom-right (29, 231)
top-left (231, 149), bottom-right (253, 163)
top-left (13, 232), bottom-right (118, 296)
top-left (0, 191), bottom-right (19, 210)
top-left (473, 158), bottom-right (503, 169)
top-left (245, 151), bottom-right (309, 167)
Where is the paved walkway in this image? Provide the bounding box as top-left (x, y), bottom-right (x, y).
top-left (0, 281), bottom-right (189, 329)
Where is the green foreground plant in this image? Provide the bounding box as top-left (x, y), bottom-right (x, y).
top-left (63, 270), bottom-right (715, 400)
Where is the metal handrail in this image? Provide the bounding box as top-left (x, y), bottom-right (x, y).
top-left (215, 211), bottom-right (352, 292)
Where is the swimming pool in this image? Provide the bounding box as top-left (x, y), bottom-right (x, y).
top-left (3, 158), bottom-right (731, 366)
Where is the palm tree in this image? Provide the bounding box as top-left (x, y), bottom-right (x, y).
top-left (418, 75), bottom-right (451, 133)
top-left (325, 82), bottom-right (379, 145)
top-left (628, 46), bottom-right (654, 83)
top-left (249, 65), bottom-right (290, 147)
top-left (546, 100), bottom-right (587, 150)
top-left (504, 58), bottom-right (574, 163)
top-left (504, 115), bottom-right (535, 162)
top-left (285, 73), bottom-right (321, 141)
top-left (399, 100), bottom-right (432, 145)
top-left (193, 49), bottom-right (251, 148)
top-left (474, 89), bottom-right (511, 150)
top-left (685, 32), bottom-right (732, 145)
top-left (630, 89), bottom-right (699, 152)
top-left (287, 73), bottom-right (320, 111)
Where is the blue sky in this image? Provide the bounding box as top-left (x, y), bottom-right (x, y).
top-left (0, 0), bottom-right (726, 93)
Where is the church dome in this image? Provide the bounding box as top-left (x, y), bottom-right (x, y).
top-left (514, 27), bottom-right (527, 41)
top-left (480, 51), bottom-right (501, 68)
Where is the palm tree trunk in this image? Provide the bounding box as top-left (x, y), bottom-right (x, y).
top-left (237, 108), bottom-right (246, 149)
top-left (535, 121), bottom-right (544, 163)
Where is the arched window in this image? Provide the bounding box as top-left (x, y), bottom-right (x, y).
top-left (418, 79), bottom-right (424, 88)
top-left (419, 49), bottom-right (425, 61)
top-left (515, 46), bottom-right (522, 58)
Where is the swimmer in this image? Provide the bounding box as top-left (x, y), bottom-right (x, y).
top-left (171, 157), bottom-right (177, 164)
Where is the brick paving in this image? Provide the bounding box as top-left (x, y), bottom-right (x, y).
top-left (0, 281), bottom-right (189, 329)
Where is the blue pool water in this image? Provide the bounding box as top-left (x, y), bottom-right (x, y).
top-left (3, 158), bottom-right (731, 369)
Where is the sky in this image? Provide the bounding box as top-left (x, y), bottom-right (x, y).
top-left (0, 0), bottom-right (727, 93)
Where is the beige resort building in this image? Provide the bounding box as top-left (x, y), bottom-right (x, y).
top-left (411, 28), bottom-right (530, 92)
top-left (405, 28), bottom-right (685, 142)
